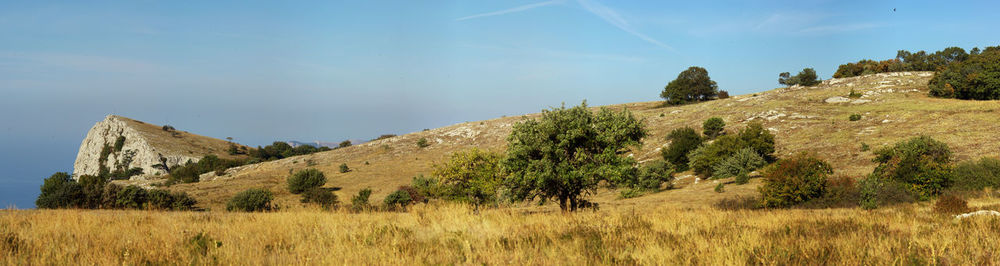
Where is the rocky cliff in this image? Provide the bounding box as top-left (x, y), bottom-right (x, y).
top-left (73, 115), bottom-right (245, 180)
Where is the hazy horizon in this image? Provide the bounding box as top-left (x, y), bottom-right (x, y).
top-left (3, 0), bottom-right (999, 208)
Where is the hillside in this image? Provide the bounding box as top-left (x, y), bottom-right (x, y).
top-left (155, 71), bottom-right (1000, 210)
top-left (73, 115), bottom-right (248, 180)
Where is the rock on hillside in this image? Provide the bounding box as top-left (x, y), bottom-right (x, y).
top-left (73, 115), bottom-right (246, 180)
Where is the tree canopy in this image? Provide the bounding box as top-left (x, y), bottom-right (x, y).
top-left (660, 66), bottom-right (718, 105)
top-left (503, 102), bottom-right (646, 211)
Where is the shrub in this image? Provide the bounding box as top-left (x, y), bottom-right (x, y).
top-left (113, 136), bottom-right (126, 152)
top-left (629, 160), bottom-right (674, 191)
top-left (859, 176), bottom-right (880, 210)
top-left (702, 117), bottom-right (725, 139)
top-left (162, 125), bottom-right (175, 131)
top-left (758, 153), bottom-right (832, 208)
top-left (660, 66), bottom-right (718, 105)
top-left (737, 122), bottom-right (776, 162)
top-left (300, 188), bottom-right (338, 209)
top-left (714, 183), bottom-right (725, 193)
top-left (861, 142), bottom-right (870, 152)
top-left (186, 232), bottom-right (222, 257)
top-left (848, 89), bottom-right (863, 98)
top-left (416, 138), bottom-right (430, 148)
top-left (951, 157), bottom-right (1000, 191)
top-left (338, 140), bottom-right (352, 148)
top-left (928, 47), bottom-right (1000, 100)
top-left (718, 90), bottom-right (730, 99)
top-left (116, 185), bottom-right (148, 209)
top-left (933, 194), bottom-right (970, 214)
top-left (171, 192), bottom-right (197, 210)
top-left (849, 114), bottom-right (861, 121)
top-left (384, 189), bottom-right (413, 210)
top-left (688, 135), bottom-right (742, 177)
top-left (859, 175), bottom-right (919, 209)
top-left (712, 147), bottom-right (766, 179)
top-left (713, 196), bottom-right (761, 211)
top-left (618, 188), bottom-right (645, 199)
top-left (802, 176), bottom-right (860, 209)
top-left (351, 188), bottom-right (372, 210)
top-left (872, 136), bottom-right (953, 198)
top-left (339, 163), bottom-right (350, 173)
top-left (226, 188), bottom-right (274, 212)
top-left (147, 189), bottom-right (175, 210)
top-left (100, 184), bottom-right (122, 209)
top-left (286, 168), bottom-right (326, 194)
top-left (661, 127), bottom-right (703, 172)
top-left (397, 186), bottom-right (425, 204)
top-left (411, 175), bottom-right (443, 199)
top-left (373, 134), bottom-right (396, 141)
top-left (734, 173), bottom-right (751, 185)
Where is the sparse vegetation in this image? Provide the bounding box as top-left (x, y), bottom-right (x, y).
top-left (351, 188), bottom-right (372, 210)
top-left (339, 163), bottom-right (350, 173)
top-left (849, 114), bottom-right (861, 121)
top-left (660, 66), bottom-right (719, 105)
top-left (416, 137), bottom-right (430, 148)
top-left (950, 157), bottom-right (1000, 191)
top-left (226, 188), bottom-right (274, 212)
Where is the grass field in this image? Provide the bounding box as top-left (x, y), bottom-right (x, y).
top-left (3, 196), bottom-right (1000, 265)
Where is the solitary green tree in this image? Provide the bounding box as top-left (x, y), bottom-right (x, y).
top-left (660, 66), bottom-right (719, 105)
top-left (504, 101), bottom-right (646, 212)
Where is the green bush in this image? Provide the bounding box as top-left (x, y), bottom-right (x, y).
top-left (113, 136), bottom-right (126, 152)
top-left (734, 173), bottom-right (750, 185)
top-left (859, 176), bottom-right (880, 210)
top-left (300, 188), bottom-right (338, 209)
top-left (351, 188), bottom-right (372, 210)
top-left (872, 136), bottom-right (953, 198)
top-left (169, 155), bottom-right (245, 184)
top-left (702, 117), bottom-right (725, 139)
top-left (411, 175), bottom-right (443, 199)
top-left (286, 168), bottom-right (327, 194)
top-left (338, 140), bottom-right (352, 148)
top-left (778, 68), bottom-right (820, 86)
top-left (417, 138), bottom-right (430, 148)
top-left (688, 135), bottom-right (742, 177)
top-left (433, 148), bottom-right (504, 205)
top-left (801, 175), bottom-right (860, 209)
top-left (661, 127), bottom-right (703, 172)
top-left (147, 189), bottom-right (175, 210)
top-left (848, 89), bottom-right (863, 98)
top-left (718, 90), bottom-right (730, 99)
top-left (339, 163), bottom-right (350, 173)
top-left (860, 142), bottom-right (870, 152)
top-left (758, 153), bottom-right (832, 208)
top-left (226, 188), bottom-right (274, 212)
top-left (928, 47), bottom-right (1000, 100)
top-left (384, 189), bottom-right (413, 210)
top-left (171, 192), bottom-right (197, 210)
top-left (712, 147), bottom-right (766, 179)
top-left (629, 160), bottom-right (674, 191)
top-left (35, 172), bottom-right (83, 209)
top-left (116, 185), bottom-right (148, 209)
top-left (714, 183), bottom-right (725, 193)
top-left (618, 188), bottom-right (644, 199)
top-left (951, 157), bottom-right (1000, 191)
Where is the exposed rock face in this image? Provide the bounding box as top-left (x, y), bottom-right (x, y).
top-left (73, 115), bottom-right (200, 181)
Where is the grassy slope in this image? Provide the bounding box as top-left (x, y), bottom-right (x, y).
top-left (115, 115), bottom-right (249, 162)
top-left (163, 71), bottom-right (1000, 211)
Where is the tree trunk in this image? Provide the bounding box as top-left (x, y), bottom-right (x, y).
top-left (558, 196), bottom-right (568, 212)
top-left (569, 197), bottom-right (578, 212)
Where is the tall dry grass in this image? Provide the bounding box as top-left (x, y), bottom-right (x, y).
top-left (2, 199), bottom-right (999, 265)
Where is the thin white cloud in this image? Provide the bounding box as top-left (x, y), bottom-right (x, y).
top-left (576, 0), bottom-right (674, 52)
top-left (0, 52), bottom-right (162, 74)
top-left (799, 23), bottom-right (882, 34)
top-left (455, 1), bottom-right (563, 21)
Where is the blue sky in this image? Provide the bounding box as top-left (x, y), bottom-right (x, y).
top-left (1, 0), bottom-right (998, 208)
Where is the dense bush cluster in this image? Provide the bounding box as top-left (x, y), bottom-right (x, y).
top-left (226, 188), bottom-right (273, 212)
top-left (778, 68), bottom-right (820, 86)
top-left (928, 47), bottom-right (1000, 100)
top-left (432, 148), bottom-right (504, 208)
top-left (688, 122), bottom-right (775, 178)
top-left (36, 172), bottom-right (195, 210)
top-left (169, 155), bottom-right (245, 184)
top-left (249, 141), bottom-right (331, 161)
top-left (951, 157), bottom-right (1000, 191)
top-left (833, 47), bottom-right (976, 78)
top-left (758, 153), bottom-right (833, 208)
top-left (660, 66), bottom-right (719, 105)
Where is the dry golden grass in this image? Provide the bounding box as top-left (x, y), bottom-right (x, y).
top-left (116, 115), bottom-right (249, 161)
top-left (3, 196), bottom-right (1000, 265)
